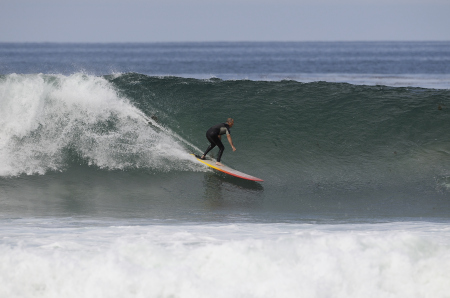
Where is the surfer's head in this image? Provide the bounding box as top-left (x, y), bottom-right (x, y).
top-left (227, 118), bottom-right (234, 127)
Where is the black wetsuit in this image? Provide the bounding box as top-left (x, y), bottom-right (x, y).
top-left (202, 123), bottom-right (231, 162)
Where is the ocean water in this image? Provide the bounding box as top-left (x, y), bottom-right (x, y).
top-left (1, 42), bottom-right (450, 297)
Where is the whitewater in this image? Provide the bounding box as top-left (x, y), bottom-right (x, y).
top-left (2, 220), bottom-right (450, 298)
top-left (0, 73), bottom-right (200, 176)
top-left (1, 42), bottom-right (450, 297)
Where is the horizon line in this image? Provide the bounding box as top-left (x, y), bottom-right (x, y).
top-left (1, 40), bottom-right (449, 44)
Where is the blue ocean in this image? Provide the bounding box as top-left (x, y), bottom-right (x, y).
top-left (1, 42), bottom-right (450, 297)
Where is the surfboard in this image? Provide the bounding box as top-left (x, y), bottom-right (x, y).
top-left (192, 154), bottom-right (263, 182)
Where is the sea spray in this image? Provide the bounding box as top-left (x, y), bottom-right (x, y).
top-left (0, 73), bottom-right (199, 176)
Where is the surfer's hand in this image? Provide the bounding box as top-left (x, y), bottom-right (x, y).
top-left (232, 146), bottom-right (236, 152)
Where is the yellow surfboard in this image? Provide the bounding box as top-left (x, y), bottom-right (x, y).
top-left (192, 154), bottom-right (263, 182)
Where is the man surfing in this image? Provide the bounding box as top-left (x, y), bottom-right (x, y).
top-left (200, 118), bottom-right (236, 166)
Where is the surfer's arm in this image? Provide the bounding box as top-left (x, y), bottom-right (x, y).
top-left (227, 134), bottom-right (236, 151)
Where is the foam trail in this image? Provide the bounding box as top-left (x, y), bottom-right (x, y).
top-left (136, 110), bottom-right (204, 155)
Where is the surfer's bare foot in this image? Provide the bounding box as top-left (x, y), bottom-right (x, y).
top-left (200, 155), bottom-right (206, 160)
top-left (216, 162), bottom-right (224, 166)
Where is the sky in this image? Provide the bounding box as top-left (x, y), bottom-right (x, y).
top-left (1, 0), bottom-right (449, 42)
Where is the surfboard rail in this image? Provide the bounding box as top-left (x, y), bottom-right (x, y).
top-left (192, 154), bottom-right (263, 182)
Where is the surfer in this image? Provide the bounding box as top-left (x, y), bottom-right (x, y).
top-left (200, 118), bottom-right (236, 166)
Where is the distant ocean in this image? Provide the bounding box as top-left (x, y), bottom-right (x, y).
top-left (1, 42), bottom-right (450, 297)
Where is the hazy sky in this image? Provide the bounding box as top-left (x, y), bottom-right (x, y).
top-left (1, 0), bottom-right (449, 42)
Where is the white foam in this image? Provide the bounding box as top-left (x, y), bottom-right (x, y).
top-left (1, 220), bottom-right (450, 298)
top-left (0, 73), bottom-right (201, 176)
